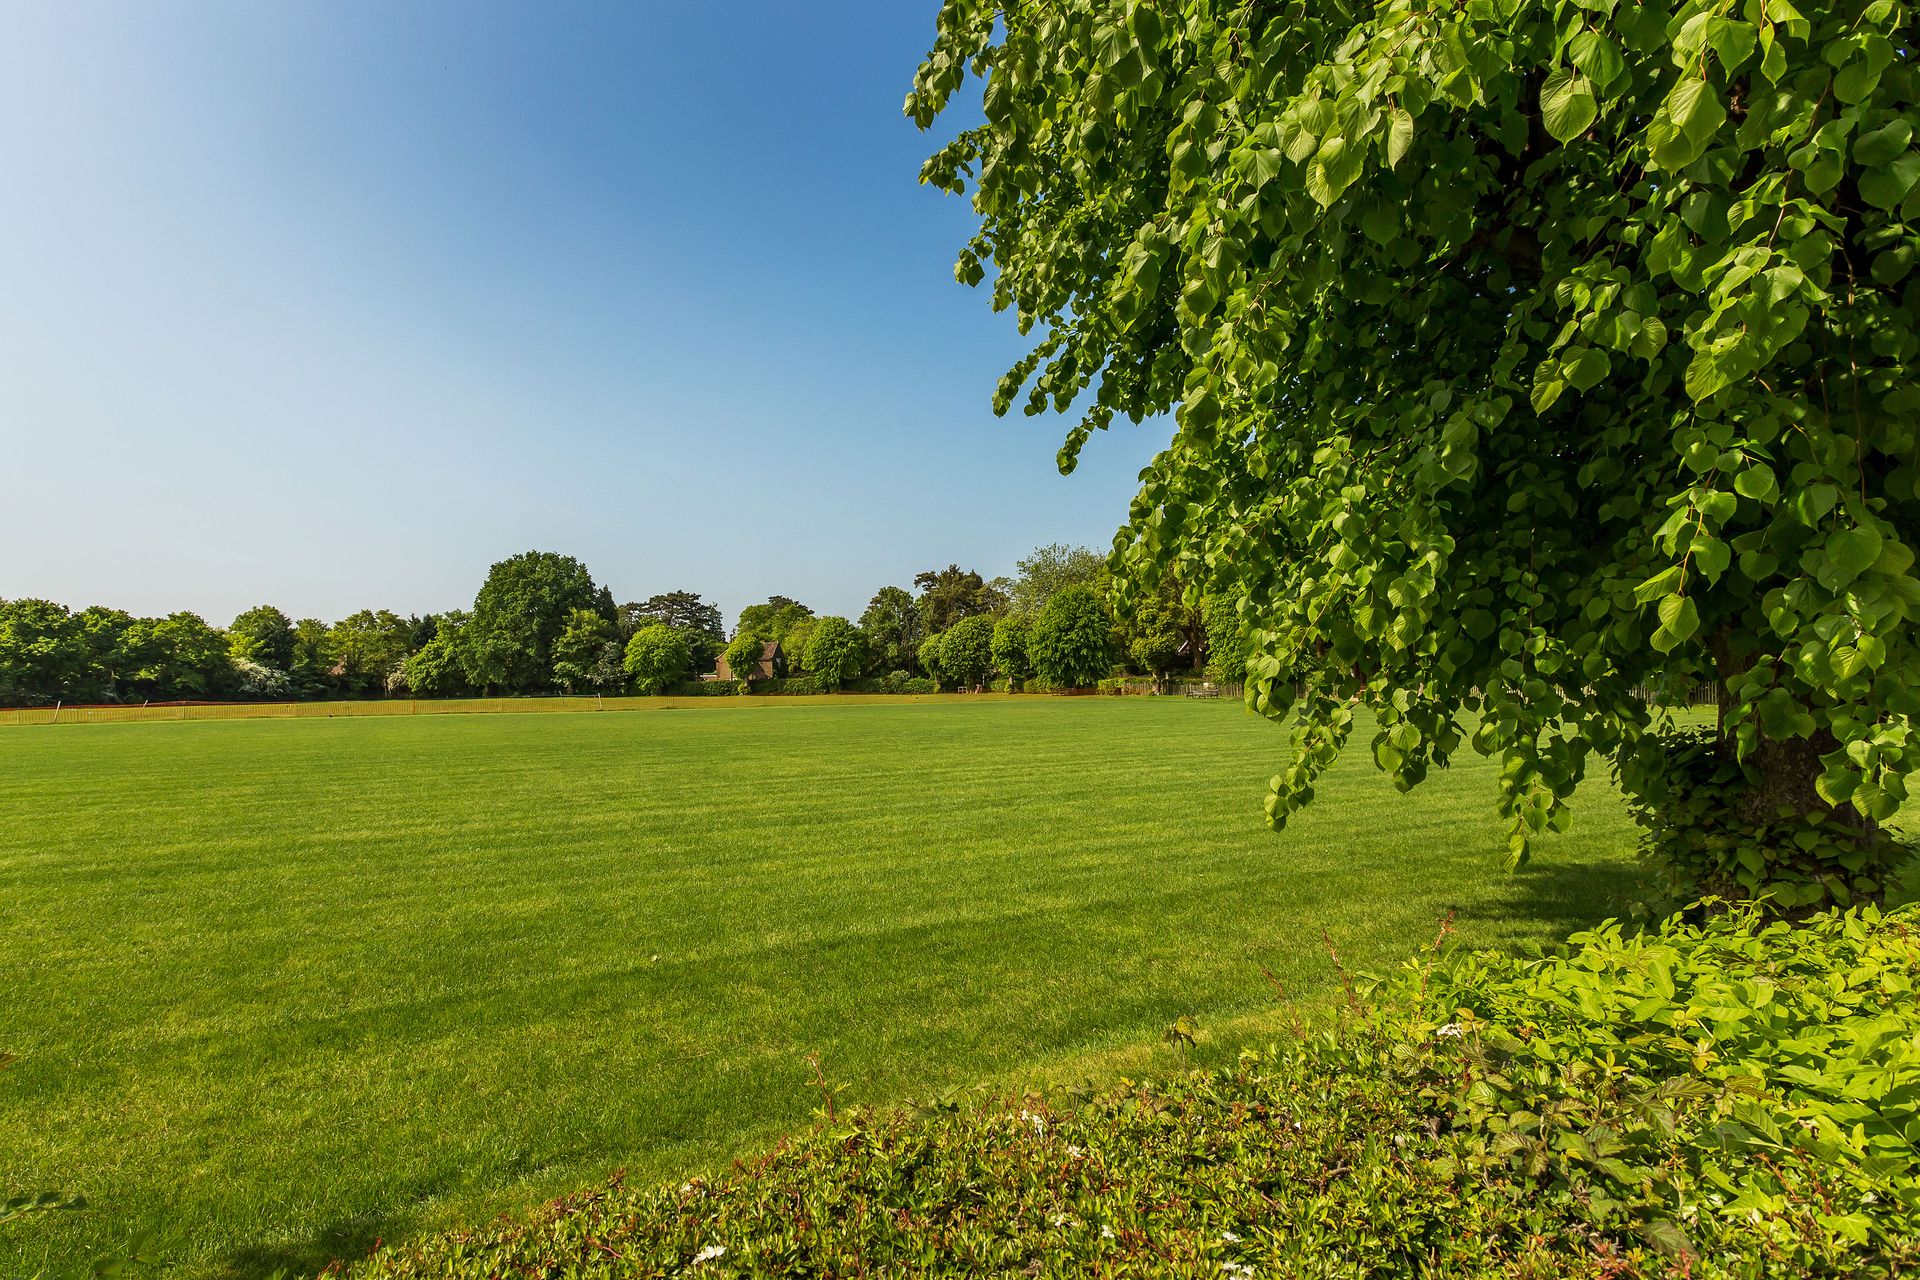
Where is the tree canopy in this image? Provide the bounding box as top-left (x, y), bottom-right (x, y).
top-left (860, 586), bottom-right (925, 672)
top-left (913, 0), bottom-right (1920, 906)
top-left (736, 596), bottom-right (814, 646)
top-left (803, 617), bottom-right (868, 690)
top-left (914, 565), bottom-right (1004, 632)
top-left (470, 552), bottom-right (613, 695)
top-left (625, 623), bottom-right (693, 695)
top-left (1009, 544), bottom-right (1108, 618)
top-left (1030, 585), bottom-right (1116, 690)
top-left (940, 614), bottom-right (997, 689)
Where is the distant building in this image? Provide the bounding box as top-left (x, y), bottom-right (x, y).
top-left (713, 639), bottom-right (784, 682)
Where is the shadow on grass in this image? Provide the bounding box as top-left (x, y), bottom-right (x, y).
top-left (1444, 852), bottom-right (1650, 941)
top-left (212, 1203), bottom-right (418, 1280)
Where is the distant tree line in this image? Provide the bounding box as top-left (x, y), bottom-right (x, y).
top-left (0, 545), bottom-right (1248, 706)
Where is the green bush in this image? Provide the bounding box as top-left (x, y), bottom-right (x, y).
top-left (356, 903), bottom-right (1919, 1279)
top-left (1627, 729), bottom-right (1917, 912)
top-left (752, 676), bottom-right (823, 696)
top-left (664, 680), bottom-right (738, 697)
top-left (1397, 901), bottom-right (1920, 1275)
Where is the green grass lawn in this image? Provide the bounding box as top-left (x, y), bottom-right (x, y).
top-left (0, 698), bottom-right (1645, 1278)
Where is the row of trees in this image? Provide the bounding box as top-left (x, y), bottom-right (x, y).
top-left (714, 543), bottom-right (1246, 693)
top-left (0, 546), bottom-right (1244, 706)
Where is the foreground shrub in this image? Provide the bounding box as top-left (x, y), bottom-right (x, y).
top-left (1403, 901), bottom-right (1920, 1274)
top-left (353, 904), bottom-right (1919, 1279)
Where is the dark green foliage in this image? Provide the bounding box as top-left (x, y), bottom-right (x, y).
top-left (938, 614), bottom-right (995, 689)
top-left (1629, 730), bottom-right (1916, 909)
top-left (1202, 594), bottom-right (1248, 687)
top-left (356, 902), bottom-right (1920, 1279)
top-left (326, 610), bottom-right (413, 698)
top-left (226, 605), bottom-right (295, 672)
top-left (913, 565), bottom-right (1003, 633)
top-left (552, 610), bottom-right (622, 693)
top-left (623, 623), bottom-right (691, 695)
top-left (469, 552), bottom-right (612, 694)
top-left (664, 678), bottom-right (740, 697)
top-left (1008, 543), bottom-right (1107, 619)
top-left (621, 592), bottom-right (724, 674)
top-left (722, 632), bottom-right (767, 688)
top-left (1029, 586), bottom-right (1114, 690)
top-left (123, 612), bottom-right (231, 700)
top-left (802, 617), bottom-right (866, 691)
top-left (990, 615), bottom-right (1032, 685)
top-left (736, 597), bottom-right (814, 646)
top-left (859, 586), bottom-right (924, 674)
top-left (0, 600), bottom-right (90, 705)
top-left (912, 0), bottom-right (1920, 906)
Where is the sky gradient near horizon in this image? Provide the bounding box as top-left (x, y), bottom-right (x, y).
top-left (0, 2), bottom-right (1167, 627)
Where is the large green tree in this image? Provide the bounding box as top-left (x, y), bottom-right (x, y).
top-left (624, 622), bottom-right (692, 694)
top-left (913, 565), bottom-right (1005, 632)
top-left (328, 610), bottom-right (413, 697)
top-left (1029, 586), bottom-right (1116, 690)
top-left (551, 608), bottom-right (622, 693)
top-left (1009, 544), bottom-right (1108, 618)
top-left (123, 613), bottom-right (230, 700)
top-left (803, 617), bottom-right (868, 691)
top-left (860, 586), bottom-right (925, 672)
top-left (735, 596), bottom-right (814, 646)
top-left (228, 605), bottom-right (296, 671)
top-left (940, 614), bottom-right (997, 689)
top-left (913, 0), bottom-right (1920, 907)
top-left (621, 591), bottom-right (725, 673)
top-left (469, 552), bottom-right (613, 694)
top-left (0, 600), bottom-right (88, 705)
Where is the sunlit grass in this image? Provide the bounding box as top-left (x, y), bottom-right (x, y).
top-left (0, 698), bottom-right (1644, 1278)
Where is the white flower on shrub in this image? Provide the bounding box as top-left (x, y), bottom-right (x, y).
top-left (1223, 1263), bottom-right (1256, 1279)
top-left (1219, 1229), bottom-right (1241, 1242)
top-left (1434, 1023), bottom-right (1464, 1039)
top-left (692, 1244), bottom-right (726, 1264)
top-left (1020, 1109), bottom-right (1045, 1135)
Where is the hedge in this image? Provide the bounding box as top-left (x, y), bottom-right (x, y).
top-left (353, 903), bottom-right (1920, 1278)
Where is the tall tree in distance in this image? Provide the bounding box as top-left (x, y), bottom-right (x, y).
top-left (1029, 586), bottom-right (1115, 691)
top-left (913, 565), bottom-right (1003, 633)
top-left (624, 623), bottom-right (692, 694)
top-left (860, 586), bottom-right (924, 673)
top-left (803, 617), bottom-right (867, 691)
top-left (1010, 544), bottom-right (1108, 619)
top-left (912, 0), bottom-right (1920, 908)
top-left (469, 551), bottom-right (612, 694)
top-left (227, 605), bottom-right (296, 672)
top-left (622, 591), bottom-right (725, 675)
top-left (735, 596), bottom-right (814, 646)
top-left (550, 608), bottom-right (621, 693)
top-left (328, 610), bottom-right (413, 698)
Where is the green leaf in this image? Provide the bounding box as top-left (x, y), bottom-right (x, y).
top-left (1825, 526), bottom-right (1884, 586)
top-left (1634, 565), bottom-right (1683, 605)
top-left (1733, 465), bottom-right (1778, 502)
top-left (1568, 31), bottom-right (1625, 91)
top-left (1565, 345), bottom-right (1610, 391)
top-left (1854, 119), bottom-right (1913, 169)
top-left (1859, 152), bottom-right (1920, 210)
top-left (1540, 68), bottom-right (1598, 144)
top-left (1652, 594), bottom-right (1700, 652)
top-left (1386, 107), bottom-right (1414, 168)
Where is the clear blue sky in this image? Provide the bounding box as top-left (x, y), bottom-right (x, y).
top-left (0, 2), bottom-right (1165, 627)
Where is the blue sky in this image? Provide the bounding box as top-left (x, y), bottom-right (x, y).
top-left (0, 2), bottom-right (1165, 627)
